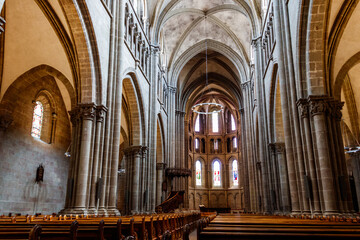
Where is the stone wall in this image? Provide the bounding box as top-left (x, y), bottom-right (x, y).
top-left (0, 77), bottom-right (71, 215)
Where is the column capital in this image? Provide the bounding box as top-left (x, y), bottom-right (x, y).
top-left (328, 100), bottom-right (344, 121)
top-left (96, 105), bottom-right (108, 123)
top-left (251, 36), bottom-right (262, 47)
top-left (124, 145), bottom-right (144, 156)
top-left (78, 103), bottom-right (96, 121)
top-left (241, 81), bottom-right (251, 89)
top-left (168, 86), bottom-right (177, 94)
top-left (156, 162), bottom-right (167, 170)
top-left (307, 95), bottom-right (330, 117)
top-left (69, 108), bottom-right (79, 125)
top-left (296, 98), bottom-right (309, 118)
top-left (346, 149), bottom-right (360, 158)
top-left (150, 44), bottom-right (160, 55)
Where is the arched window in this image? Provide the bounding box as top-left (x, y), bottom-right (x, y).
top-left (195, 115), bottom-right (200, 132)
top-left (213, 160), bottom-right (221, 186)
top-left (231, 114), bottom-right (236, 131)
top-left (214, 139), bottom-right (218, 150)
top-left (233, 137), bottom-right (237, 149)
top-left (195, 138), bottom-right (199, 150)
top-left (212, 112), bottom-right (219, 133)
top-left (196, 160), bottom-right (201, 186)
top-left (232, 160), bottom-right (239, 186)
top-left (31, 101), bottom-right (43, 139)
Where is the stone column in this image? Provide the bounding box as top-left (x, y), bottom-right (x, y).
top-left (297, 99), bottom-right (321, 214)
top-left (73, 103), bottom-right (96, 214)
top-left (88, 105), bottom-right (107, 213)
top-left (148, 45), bottom-right (160, 213)
top-left (308, 96), bottom-right (338, 214)
top-left (156, 163), bottom-right (166, 205)
top-left (168, 86), bottom-right (177, 169)
top-left (270, 143), bottom-right (291, 213)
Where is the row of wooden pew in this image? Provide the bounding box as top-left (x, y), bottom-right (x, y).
top-left (0, 212), bottom-right (202, 239)
top-left (198, 213), bottom-right (360, 239)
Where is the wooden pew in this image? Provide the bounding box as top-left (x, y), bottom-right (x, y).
top-left (199, 214), bottom-right (360, 240)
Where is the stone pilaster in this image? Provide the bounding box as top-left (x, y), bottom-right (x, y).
top-left (72, 103), bottom-right (96, 214)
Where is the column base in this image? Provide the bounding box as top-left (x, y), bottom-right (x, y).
top-left (59, 207), bottom-right (89, 215)
top-left (107, 208), bottom-right (121, 216)
top-left (97, 208), bottom-right (108, 217)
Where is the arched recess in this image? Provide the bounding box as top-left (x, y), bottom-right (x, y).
top-left (122, 73), bottom-right (146, 146)
top-left (155, 115), bottom-right (165, 205)
top-left (304, 0), bottom-right (331, 95)
top-left (0, 65), bottom-right (71, 215)
top-left (58, 0), bottom-right (102, 103)
top-left (0, 65), bottom-right (76, 115)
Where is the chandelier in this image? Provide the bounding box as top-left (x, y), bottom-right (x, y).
top-left (191, 16), bottom-right (223, 115)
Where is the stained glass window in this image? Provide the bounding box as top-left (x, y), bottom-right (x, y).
top-left (231, 114), bottom-right (236, 131)
top-left (31, 101), bottom-right (43, 139)
top-left (233, 137), bottom-right (237, 149)
top-left (212, 112), bottom-right (219, 133)
top-left (195, 115), bottom-right (200, 132)
top-left (233, 160), bottom-right (239, 186)
top-left (196, 160), bottom-right (201, 186)
top-left (213, 160), bottom-right (221, 186)
top-left (195, 138), bottom-right (199, 149)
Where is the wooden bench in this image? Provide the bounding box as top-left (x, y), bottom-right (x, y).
top-left (199, 214), bottom-right (360, 240)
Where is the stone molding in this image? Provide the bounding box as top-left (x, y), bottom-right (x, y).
top-left (96, 105), bottom-right (108, 123)
top-left (166, 168), bottom-right (191, 177)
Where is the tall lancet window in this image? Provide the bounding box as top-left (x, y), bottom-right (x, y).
top-left (31, 101), bottom-right (43, 139)
top-left (213, 160), bottom-right (221, 186)
top-left (195, 115), bottom-right (200, 132)
top-left (233, 137), bottom-right (237, 149)
top-left (195, 138), bottom-right (199, 150)
top-left (212, 112), bottom-right (219, 133)
top-left (214, 139), bottom-right (218, 150)
top-left (231, 114), bottom-right (236, 131)
top-left (196, 160), bottom-right (201, 186)
top-left (233, 160), bottom-right (239, 186)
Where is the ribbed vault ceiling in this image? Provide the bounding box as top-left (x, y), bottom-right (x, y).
top-left (149, 0), bottom-right (261, 111)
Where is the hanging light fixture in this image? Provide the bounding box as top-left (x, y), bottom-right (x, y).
top-left (191, 16), bottom-right (223, 115)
